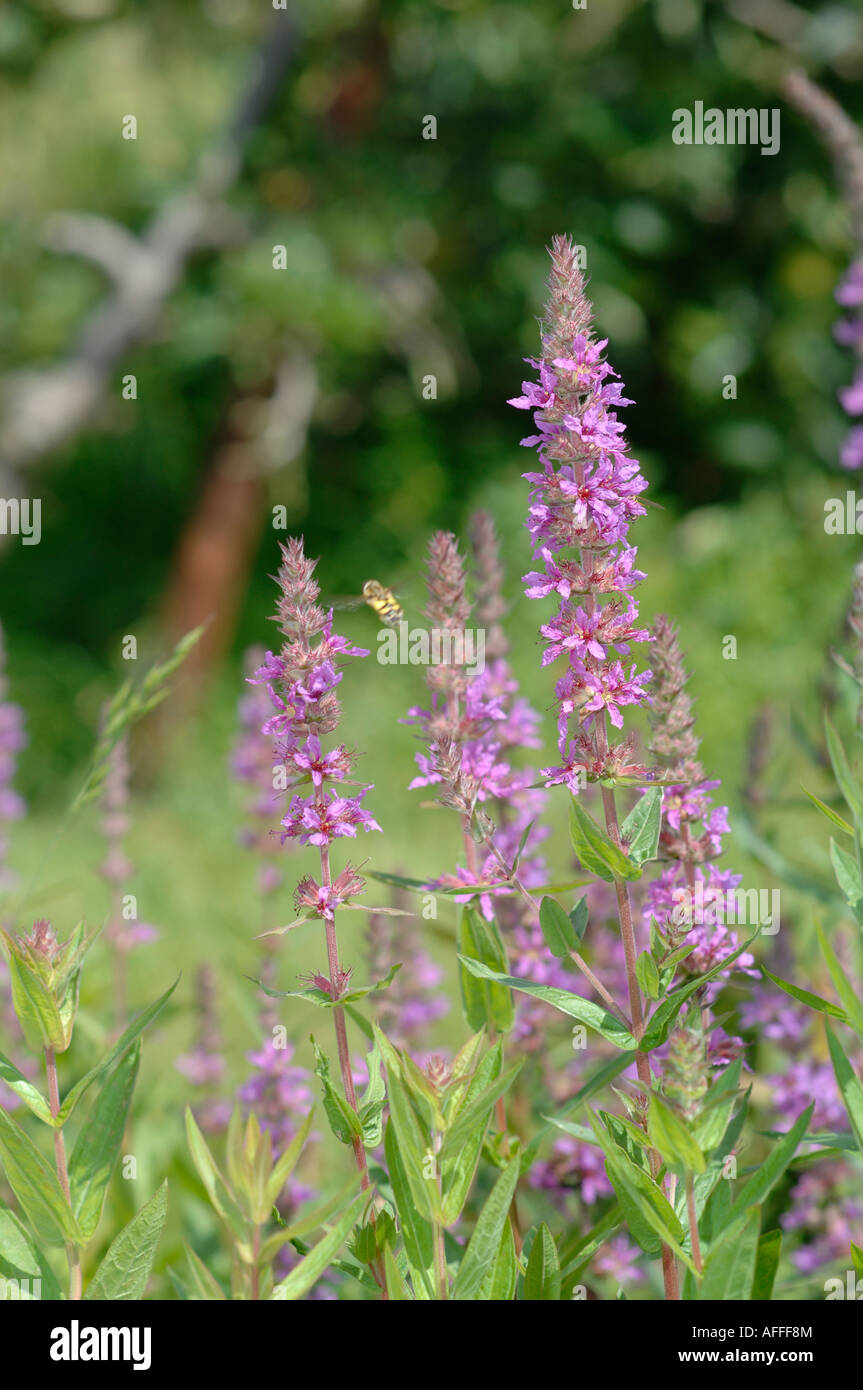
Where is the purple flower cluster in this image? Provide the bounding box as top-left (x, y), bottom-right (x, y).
top-left (834, 260), bottom-right (863, 470)
top-left (248, 539), bottom-right (380, 925)
top-left (509, 237), bottom-right (653, 790)
top-left (643, 616), bottom-right (755, 992)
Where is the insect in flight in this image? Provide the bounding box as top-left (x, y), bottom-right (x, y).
top-left (328, 580), bottom-right (405, 628)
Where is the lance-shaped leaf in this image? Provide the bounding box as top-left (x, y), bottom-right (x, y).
top-left (718, 1104), bottom-right (814, 1236)
top-left (751, 1228), bottom-right (782, 1301)
top-left (826, 1025), bottom-right (863, 1153)
top-left (384, 1120), bottom-right (435, 1299)
top-left (801, 785), bottom-right (853, 837)
top-left (358, 1037), bottom-right (386, 1149)
top-left (816, 921), bottom-right (863, 1042)
top-left (760, 966), bottom-right (848, 1023)
top-left (0, 1203), bottom-right (63, 1299)
top-left (450, 1152), bottom-right (521, 1301)
top-left (185, 1109), bottom-right (247, 1243)
top-left (439, 1057), bottom-right (523, 1162)
top-left (69, 1042), bottom-right (140, 1242)
top-left (539, 896), bottom-right (577, 959)
top-left (477, 1217), bottom-right (518, 1301)
top-left (639, 933), bottom-right (759, 1051)
top-left (569, 798), bottom-right (641, 883)
top-left (182, 1243), bottom-right (227, 1300)
top-left (588, 1111), bottom-right (696, 1275)
top-left (830, 837), bottom-right (863, 907)
top-left (458, 956), bottom-right (637, 1050)
top-left (272, 1192), bottom-right (366, 1301)
top-left (620, 786), bottom-right (662, 866)
top-left (312, 1040), bottom-right (363, 1146)
top-left (0, 1051), bottom-right (53, 1126)
top-left (458, 907), bottom-right (514, 1034)
top-left (523, 1222), bottom-right (561, 1300)
top-left (0, 1106), bottom-right (83, 1247)
top-left (824, 714), bottom-right (863, 821)
top-left (84, 1181), bottom-right (168, 1300)
top-left (648, 1093), bottom-right (705, 1174)
top-left (694, 1211), bottom-right (760, 1301)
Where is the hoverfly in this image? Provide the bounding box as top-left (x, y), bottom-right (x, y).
top-left (328, 580), bottom-right (405, 628)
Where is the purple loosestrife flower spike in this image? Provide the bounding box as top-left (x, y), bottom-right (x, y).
top-left (785, 71), bottom-right (863, 474)
top-left (249, 538), bottom-right (380, 931)
top-left (509, 235), bottom-right (653, 791)
top-left (643, 616), bottom-right (754, 994)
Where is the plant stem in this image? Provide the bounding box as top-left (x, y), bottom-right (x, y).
top-left (45, 1046), bottom-right (82, 1301)
top-left (685, 1170), bottom-right (703, 1276)
top-left (598, 778), bottom-right (680, 1300)
top-left (319, 836), bottom-right (387, 1296)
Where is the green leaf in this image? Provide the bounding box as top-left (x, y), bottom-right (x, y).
top-left (824, 714), bottom-right (863, 821)
top-left (84, 1181), bottom-right (168, 1300)
top-left (57, 977), bottom-right (178, 1125)
top-left (272, 1192), bottom-right (366, 1301)
top-left (69, 1042), bottom-right (140, 1241)
top-left (450, 1153), bottom-right (521, 1301)
top-left (696, 1211), bottom-right (760, 1300)
top-left (312, 1040), bottom-right (363, 1145)
top-left (825, 1024), bottom-right (863, 1152)
top-left (2, 945), bottom-right (65, 1056)
top-left (570, 896), bottom-right (589, 942)
top-left (267, 1110), bottom-right (314, 1207)
top-left (830, 837), bottom-right (862, 906)
top-left (801, 784), bottom-right (854, 837)
top-left (760, 966), bottom-right (847, 1022)
top-left (0, 1051), bottom-right (53, 1125)
top-left (539, 896), bottom-right (576, 959)
top-left (621, 787), bottom-right (662, 866)
top-left (588, 1111), bottom-right (696, 1274)
top-left (816, 921), bottom-right (863, 1042)
top-left (648, 1093), bottom-right (705, 1174)
top-left (523, 1222), bottom-right (561, 1300)
top-left (482, 1218), bottom-right (518, 1301)
top-left (0, 1203), bottom-right (63, 1299)
top-left (851, 1240), bottom-right (863, 1276)
top-left (383, 1243), bottom-right (412, 1300)
top-left (384, 1120), bottom-right (435, 1299)
top-left (440, 1044), bottom-right (506, 1227)
top-left (185, 1108), bottom-right (247, 1243)
top-left (439, 1058), bottom-right (523, 1161)
top-left (751, 1228), bottom-right (782, 1300)
top-left (0, 1106), bottom-right (82, 1247)
top-left (569, 798), bottom-right (641, 883)
top-left (380, 1063), bottom-right (438, 1224)
top-left (530, 1053), bottom-right (634, 1171)
top-left (458, 907), bottom-right (514, 1034)
top-left (457, 957), bottom-right (637, 1050)
top-left (721, 1105), bottom-right (814, 1233)
top-left (182, 1244), bottom-right (227, 1300)
top-left (640, 934), bottom-right (759, 1051)
top-left (635, 951), bottom-right (661, 1001)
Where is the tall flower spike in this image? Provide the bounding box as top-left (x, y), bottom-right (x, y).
top-left (510, 234), bottom-right (652, 791)
top-left (785, 71), bottom-right (863, 473)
